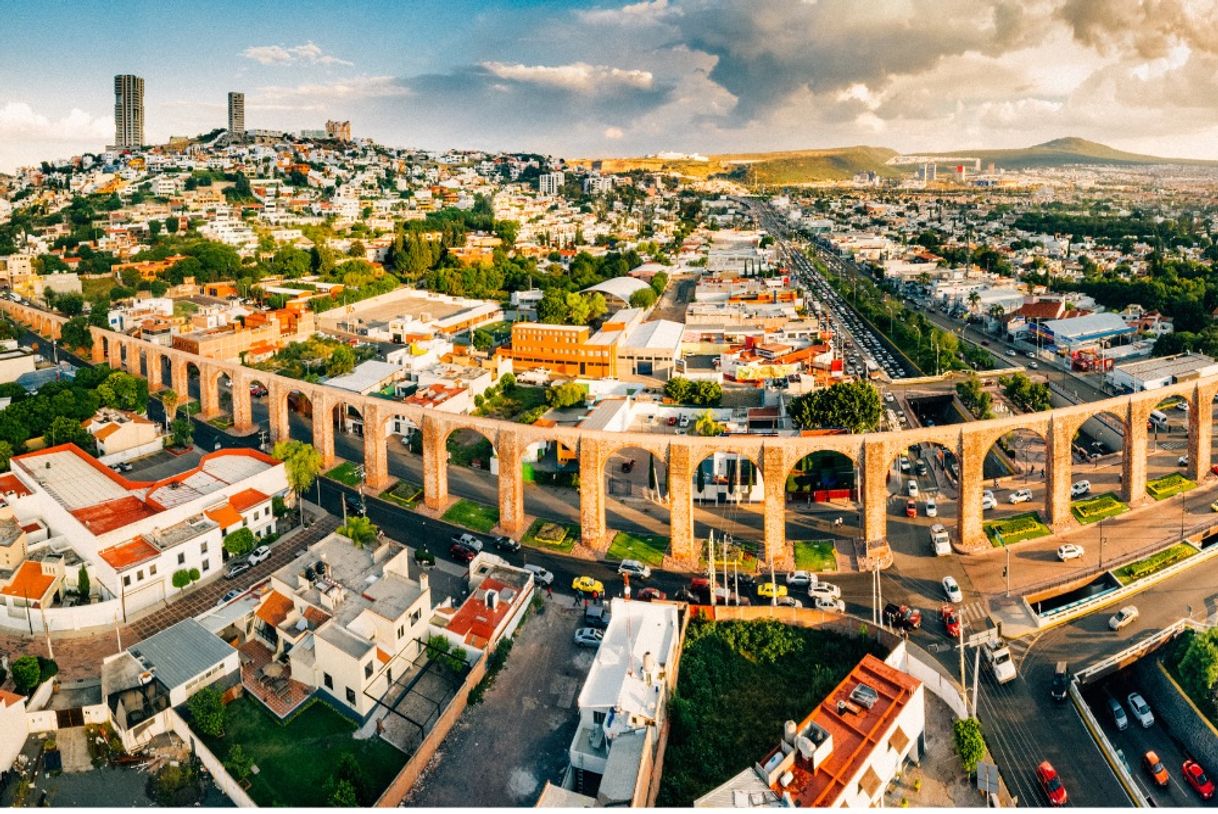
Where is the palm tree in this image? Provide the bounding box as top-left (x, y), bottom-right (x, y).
top-left (338, 515), bottom-right (379, 549)
top-left (968, 290), bottom-right (981, 314)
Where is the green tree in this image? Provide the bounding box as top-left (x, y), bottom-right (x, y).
top-left (158, 388), bottom-right (182, 419)
top-left (186, 684), bottom-right (226, 737)
top-left (955, 375), bottom-right (993, 419)
top-left (664, 377), bottom-right (694, 404)
top-left (694, 410), bottom-right (724, 436)
top-left (1178, 628), bottom-right (1218, 702)
top-left (273, 439), bottom-right (323, 525)
top-left (338, 515), bottom-right (379, 548)
top-left (327, 779), bottom-right (358, 807)
top-left (223, 527), bottom-right (257, 558)
top-left (650, 271), bottom-right (669, 294)
top-left (0, 439), bottom-right (12, 472)
top-left (96, 371), bottom-right (148, 412)
top-left (76, 564), bottom-right (90, 600)
top-left (224, 745), bottom-right (254, 784)
top-left (170, 417), bottom-right (194, 448)
top-left (630, 287), bottom-right (658, 308)
top-left (164, 217), bottom-right (179, 233)
top-left (692, 380), bottom-right (722, 406)
top-left (11, 655), bottom-right (41, 695)
top-left (536, 288), bottom-right (568, 324)
top-left (48, 415), bottom-right (96, 453)
top-left (326, 345), bottom-right (356, 377)
top-left (54, 292), bottom-right (85, 316)
top-left (171, 568), bottom-right (199, 590)
top-left (493, 219), bottom-right (520, 246)
top-left (60, 315), bottom-right (93, 351)
top-left (788, 381), bottom-right (882, 434)
top-left (547, 382), bottom-right (587, 409)
top-left (952, 717), bottom-right (987, 774)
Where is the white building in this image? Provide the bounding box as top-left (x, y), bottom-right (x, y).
top-left (539, 172), bottom-right (565, 197)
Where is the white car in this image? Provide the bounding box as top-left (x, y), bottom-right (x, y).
top-left (1056, 544), bottom-right (1085, 561)
top-left (898, 456), bottom-right (911, 473)
top-left (1178, 455), bottom-right (1189, 467)
top-left (1071, 480), bottom-right (1091, 498)
top-left (785, 570), bottom-right (816, 588)
top-left (1008, 488), bottom-right (1033, 504)
top-left (776, 596), bottom-right (804, 609)
top-left (925, 498), bottom-right (938, 517)
top-left (942, 576), bottom-right (963, 603)
top-left (1109, 605), bottom-right (1139, 631)
top-left (1127, 692), bottom-right (1154, 727)
top-left (808, 582), bottom-right (842, 601)
top-left (617, 559), bottom-right (652, 579)
top-left (907, 480), bottom-right (919, 498)
top-left (981, 489), bottom-right (997, 510)
top-left (811, 595), bottom-right (845, 613)
top-left (523, 564), bottom-right (554, 587)
top-left (247, 545), bottom-right (271, 565)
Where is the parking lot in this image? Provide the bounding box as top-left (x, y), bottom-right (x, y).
top-left (404, 595), bottom-right (596, 807)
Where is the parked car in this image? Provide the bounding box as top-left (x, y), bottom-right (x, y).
top-left (981, 490), bottom-right (998, 510)
top-left (573, 628), bottom-right (604, 648)
top-left (249, 384), bottom-right (268, 397)
top-left (1109, 697), bottom-right (1129, 731)
top-left (216, 588), bottom-right (243, 606)
top-left (1050, 661), bottom-right (1069, 702)
top-left (666, 416), bottom-right (677, 426)
top-left (883, 602), bottom-right (922, 630)
top-left (1036, 761), bottom-right (1068, 807)
top-left (898, 456), bottom-right (911, 473)
top-left (523, 564), bottom-right (553, 587)
top-left (449, 542), bottom-right (477, 563)
top-left (905, 499), bottom-right (918, 518)
top-left (224, 560), bottom-right (251, 580)
top-left (1057, 544), bottom-right (1085, 562)
top-left (915, 460), bottom-right (929, 477)
top-left (942, 576), bottom-right (963, 603)
top-left (635, 587), bottom-right (667, 602)
top-left (1008, 488), bottom-right (1033, 504)
top-left (247, 545), bottom-right (270, 565)
top-left (940, 605), bottom-right (961, 638)
top-left (775, 596), bottom-right (804, 609)
top-left (810, 595), bottom-right (844, 612)
top-left (1179, 455), bottom-right (1190, 467)
top-left (757, 581), bottom-right (788, 599)
top-left (807, 582), bottom-right (841, 601)
top-left (584, 605), bottom-right (611, 630)
top-left (1109, 605), bottom-right (1139, 631)
top-left (1071, 480), bottom-right (1091, 498)
top-left (1127, 692), bottom-right (1154, 727)
top-left (492, 535), bottom-right (520, 553)
top-left (924, 497), bottom-right (938, 517)
top-left (617, 559), bottom-right (652, 579)
top-left (450, 532), bottom-right (483, 552)
top-left (1143, 751), bottom-right (1169, 787)
top-left (572, 576), bottom-right (605, 596)
top-left (784, 570), bottom-right (815, 588)
top-left (906, 480), bottom-right (919, 497)
top-left (1184, 759), bottom-right (1215, 800)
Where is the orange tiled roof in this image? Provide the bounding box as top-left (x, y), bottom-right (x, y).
top-left (1, 561), bottom-right (56, 602)
top-left (0, 474), bottom-right (31, 497)
top-left (0, 689), bottom-right (24, 707)
top-left (303, 606), bottom-right (331, 627)
top-left (205, 502), bottom-right (243, 529)
top-left (94, 423), bottom-right (123, 441)
top-left (229, 488), bottom-right (270, 513)
top-left (98, 536), bottom-right (160, 570)
top-left (256, 590), bottom-right (294, 627)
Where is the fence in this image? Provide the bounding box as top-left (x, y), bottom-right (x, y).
top-left (0, 596), bottom-right (125, 634)
top-left (898, 640), bottom-right (968, 720)
top-left (167, 709), bottom-right (257, 808)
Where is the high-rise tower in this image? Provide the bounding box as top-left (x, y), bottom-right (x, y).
top-left (228, 92), bottom-right (245, 142)
top-left (113, 74), bottom-right (145, 148)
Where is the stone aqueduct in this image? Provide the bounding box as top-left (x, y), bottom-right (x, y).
top-left (8, 299), bottom-right (1218, 568)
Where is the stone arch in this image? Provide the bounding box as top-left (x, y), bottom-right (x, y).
top-left (978, 426), bottom-right (1051, 546)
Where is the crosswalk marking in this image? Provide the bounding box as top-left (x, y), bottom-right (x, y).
top-left (958, 601), bottom-right (988, 624)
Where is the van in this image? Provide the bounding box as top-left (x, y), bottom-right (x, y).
top-left (1149, 410), bottom-right (1169, 430)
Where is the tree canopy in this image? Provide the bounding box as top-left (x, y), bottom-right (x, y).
top-left (788, 381), bottom-right (882, 434)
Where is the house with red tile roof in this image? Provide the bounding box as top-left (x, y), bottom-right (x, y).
top-left (429, 554), bottom-right (535, 655)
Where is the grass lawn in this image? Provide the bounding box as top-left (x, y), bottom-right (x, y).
top-left (522, 518), bottom-right (577, 553)
top-left (82, 276), bottom-right (116, 301)
top-left (1147, 473), bottom-right (1197, 500)
top-left (474, 384), bottom-right (548, 423)
top-left (984, 511), bottom-right (1051, 546)
top-left (658, 619), bottom-right (886, 806)
top-left (699, 538), bottom-right (760, 573)
top-left (441, 499), bottom-right (499, 533)
top-left (207, 415), bottom-right (234, 430)
top-left (792, 540), bottom-right (837, 572)
top-left (1070, 492), bottom-right (1129, 524)
top-left (197, 697), bottom-right (404, 807)
top-left (381, 480), bottom-right (423, 510)
top-left (606, 532), bottom-right (669, 567)
top-left (1113, 543), bottom-right (1198, 586)
top-left (326, 461), bottom-right (363, 486)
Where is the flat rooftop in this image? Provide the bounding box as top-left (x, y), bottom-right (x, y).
top-left (578, 598), bottom-right (679, 719)
top-left (1115, 351), bottom-right (1218, 380)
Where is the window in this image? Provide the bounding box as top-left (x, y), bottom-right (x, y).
top-left (149, 564), bottom-right (157, 576)
top-left (123, 575), bottom-right (131, 587)
top-left (592, 711), bottom-right (606, 725)
top-left (323, 672), bottom-right (333, 690)
top-left (409, 609), bottom-right (421, 625)
top-left (201, 559), bottom-right (210, 572)
top-left (177, 552), bottom-right (185, 565)
top-left (136, 569), bottom-right (144, 581)
top-left (364, 662), bottom-right (373, 680)
top-left (345, 687), bottom-right (356, 705)
top-left (396, 625), bottom-right (404, 639)
top-left (200, 542), bottom-right (208, 554)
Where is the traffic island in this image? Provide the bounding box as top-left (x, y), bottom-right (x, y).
top-left (1147, 473), bottom-right (1197, 500)
top-left (605, 531), bottom-right (668, 567)
top-left (440, 499), bottom-right (500, 534)
top-left (521, 518), bottom-right (578, 554)
top-left (983, 512), bottom-right (1051, 546)
top-left (1112, 543), bottom-right (1198, 586)
top-left (1070, 492), bottom-right (1129, 524)
top-left (793, 539), bottom-right (839, 572)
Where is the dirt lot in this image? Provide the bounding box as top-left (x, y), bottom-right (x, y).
top-left (405, 596), bottom-right (595, 807)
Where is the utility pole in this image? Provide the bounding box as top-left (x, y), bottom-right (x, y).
top-left (707, 529), bottom-right (716, 607)
top-left (1005, 544), bottom-right (1011, 597)
top-left (959, 615), bottom-right (968, 716)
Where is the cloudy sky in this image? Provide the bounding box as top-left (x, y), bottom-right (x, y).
top-left (1, 0), bottom-right (1216, 172)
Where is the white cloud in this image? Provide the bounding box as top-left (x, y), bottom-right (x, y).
top-left (579, 0), bottom-right (679, 26)
top-left (0, 102), bottom-right (111, 141)
top-left (257, 75), bottom-right (407, 104)
top-left (242, 41), bottom-right (353, 67)
top-left (480, 61), bottom-right (654, 92)
top-left (603, 126), bottom-right (625, 139)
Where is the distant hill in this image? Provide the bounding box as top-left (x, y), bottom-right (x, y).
top-left (571, 137), bottom-right (1216, 187)
top-left (930, 137), bottom-right (1218, 170)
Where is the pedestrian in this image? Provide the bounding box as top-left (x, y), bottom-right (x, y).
top-left (583, 597), bottom-right (589, 610)
top-left (573, 593), bottom-right (579, 608)
top-left (546, 585), bottom-right (553, 600)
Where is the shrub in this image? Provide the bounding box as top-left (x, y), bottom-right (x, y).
top-left (11, 655), bottom-right (41, 695)
top-left (953, 717), bottom-right (986, 774)
top-left (224, 744), bottom-right (253, 784)
top-left (186, 685), bottom-right (226, 737)
top-left (534, 522), bottom-right (568, 544)
top-left (150, 761), bottom-right (203, 806)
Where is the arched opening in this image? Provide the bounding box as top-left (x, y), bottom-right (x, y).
top-left (208, 368), bottom-right (235, 425)
top-left (1149, 395), bottom-right (1190, 479)
top-left (183, 361), bottom-right (203, 409)
top-left (981, 428), bottom-right (1050, 548)
top-left (441, 427), bottom-right (500, 532)
top-left (603, 446), bottom-right (670, 568)
top-left (286, 389), bottom-right (314, 440)
top-left (1069, 410), bottom-right (1126, 521)
top-left (885, 441), bottom-right (958, 557)
top-left (782, 450), bottom-right (856, 573)
top-left (692, 450), bottom-right (766, 583)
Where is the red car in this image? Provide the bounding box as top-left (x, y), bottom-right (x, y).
top-left (448, 542), bottom-right (476, 563)
top-left (905, 499), bottom-right (917, 517)
top-left (1036, 761), bottom-right (1068, 806)
top-left (636, 587), bottom-right (667, 602)
top-left (667, 416), bottom-right (678, 426)
top-left (940, 604), bottom-right (961, 638)
top-left (1184, 759), bottom-right (1215, 800)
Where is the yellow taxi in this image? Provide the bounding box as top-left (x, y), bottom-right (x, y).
top-left (757, 581), bottom-right (788, 599)
top-left (572, 576), bottom-right (605, 595)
